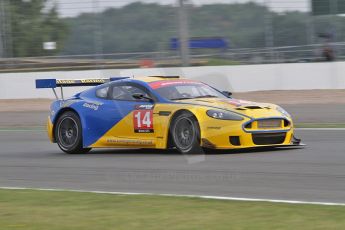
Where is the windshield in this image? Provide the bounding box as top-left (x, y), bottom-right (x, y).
top-left (150, 80), bottom-right (227, 100)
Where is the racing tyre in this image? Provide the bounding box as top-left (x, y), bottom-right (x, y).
top-left (171, 111), bottom-right (202, 155)
top-left (55, 111), bottom-right (91, 154)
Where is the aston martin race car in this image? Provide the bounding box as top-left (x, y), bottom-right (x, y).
top-left (36, 76), bottom-right (302, 154)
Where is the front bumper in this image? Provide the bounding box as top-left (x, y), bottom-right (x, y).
top-left (275, 135), bottom-right (306, 148)
top-left (201, 133), bottom-right (305, 149)
top-left (200, 117), bottom-right (302, 149)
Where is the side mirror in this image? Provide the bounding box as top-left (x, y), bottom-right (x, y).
top-left (132, 93), bottom-right (154, 102)
top-left (222, 91), bottom-right (232, 98)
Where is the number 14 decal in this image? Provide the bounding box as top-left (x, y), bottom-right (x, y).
top-left (133, 110), bottom-right (154, 133)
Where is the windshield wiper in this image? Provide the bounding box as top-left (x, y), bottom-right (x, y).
top-left (171, 97), bottom-right (194, 100)
top-left (171, 95), bottom-right (218, 100)
top-left (194, 95), bottom-right (218, 99)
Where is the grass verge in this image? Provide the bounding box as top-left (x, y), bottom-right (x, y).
top-left (1, 189), bottom-right (345, 230)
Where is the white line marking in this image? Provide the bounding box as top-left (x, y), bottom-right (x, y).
top-left (1, 186), bottom-right (345, 206)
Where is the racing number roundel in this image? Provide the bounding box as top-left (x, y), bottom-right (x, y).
top-left (133, 109), bottom-right (153, 133)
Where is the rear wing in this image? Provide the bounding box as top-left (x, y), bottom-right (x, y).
top-left (36, 77), bottom-right (128, 100)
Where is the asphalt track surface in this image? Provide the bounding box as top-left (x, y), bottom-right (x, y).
top-left (1, 128), bottom-right (345, 203)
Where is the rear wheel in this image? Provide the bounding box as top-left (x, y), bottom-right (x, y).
top-left (170, 111), bottom-right (202, 155)
top-left (55, 111), bottom-right (91, 154)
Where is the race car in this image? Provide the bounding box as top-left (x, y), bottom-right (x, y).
top-left (36, 76), bottom-right (302, 154)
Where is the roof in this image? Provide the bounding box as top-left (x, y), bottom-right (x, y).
top-left (135, 76), bottom-right (181, 83)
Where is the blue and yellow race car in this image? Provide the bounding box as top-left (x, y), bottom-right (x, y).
top-left (36, 76), bottom-right (302, 154)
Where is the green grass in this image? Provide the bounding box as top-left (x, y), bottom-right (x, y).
top-left (206, 58), bottom-right (242, 66)
top-left (0, 189), bottom-right (345, 230)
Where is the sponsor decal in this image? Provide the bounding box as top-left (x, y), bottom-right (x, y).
top-left (149, 80), bottom-right (202, 89)
top-left (207, 127), bottom-right (222, 130)
top-left (80, 79), bottom-right (107, 84)
top-left (56, 79), bottom-right (76, 84)
top-left (135, 104), bottom-right (154, 110)
top-left (56, 79), bottom-right (107, 85)
top-left (83, 102), bottom-right (103, 111)
top-left (106, 138), bottom-right (154, 145)
top-left (133, 105), bottom-right (154, 133)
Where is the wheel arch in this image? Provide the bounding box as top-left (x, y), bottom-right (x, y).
top-left (166, 109), bottom-right (200, 148)
top-left (52, 107), bottom-right (84, 142)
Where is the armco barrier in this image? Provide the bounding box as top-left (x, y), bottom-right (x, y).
top-left (0, 62), bottom-right (344, 99)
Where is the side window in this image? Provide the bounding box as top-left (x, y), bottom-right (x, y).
top-left (96, 86), bottom-right (109, 99)
top-left (110, 84), bottom-right (150, 101)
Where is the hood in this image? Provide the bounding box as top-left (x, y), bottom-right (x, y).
top-left (175, 97), bottom-right (284, 118)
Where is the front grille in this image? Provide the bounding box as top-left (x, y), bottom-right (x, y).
top-left (252, 133), bottom-right (286, 145)
top-left (257, 119), bottom-right (282, 128)
top-left (245, 118), bottom-right (290, 131)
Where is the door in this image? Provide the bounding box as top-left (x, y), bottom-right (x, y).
top-left (104, 82), bottom-right (157, 147)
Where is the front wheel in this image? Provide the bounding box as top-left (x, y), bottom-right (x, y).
top-left (170, 111), bottom-right (202, 155)
top-left (55, 111), bottom-right (91, 154)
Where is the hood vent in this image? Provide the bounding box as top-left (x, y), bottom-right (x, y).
top-left (236, 106), bottom-right (271, 110)
top-left (245, 106), bottom-right (262, 109)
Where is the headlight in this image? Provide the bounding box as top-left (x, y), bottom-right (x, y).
top-left (206, 110), bottom-right (244, 120)
top-left (276, 106), bottom-right (291, 117)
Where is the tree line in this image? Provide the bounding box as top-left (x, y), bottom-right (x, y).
top-left (4, 1), bottom-right (345, 57)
